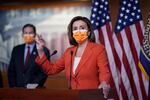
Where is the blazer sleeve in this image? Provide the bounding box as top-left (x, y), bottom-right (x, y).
top-left (8, 47), bottom-right (17, 87)
top-left (35, 49), bottom-right (68, 75)
top-left (97, 45), bottom-right (110, 84)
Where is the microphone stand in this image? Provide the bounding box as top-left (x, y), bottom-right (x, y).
top-left (69, 51), bottom-right (73, 90)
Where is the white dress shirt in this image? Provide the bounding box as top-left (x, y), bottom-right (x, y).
top-left (73, 57), bottom-right (81, 74)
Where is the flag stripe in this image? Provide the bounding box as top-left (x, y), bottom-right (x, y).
top-left (94, 30), bottom-right (100, 44)
top-left (98, 28), bottom-right (105, 44)
top-left (121, 61), bottom-right (134, 100)
top-left (118, 32), bottom-right (139, 100)
top-left (115, 33), bottom-right (135, 100)
top-left (123, 28), bottom-right (143, 100)
top-left (113, 33), bottom-right (130, 100)
top-left (130, 23), bottom-right (141, 55)
top-left (120, 80), bottom-right (128, 100)
top-left (126, 25), bottom-right (147, 99)
top-left (129, 23), bottom-right (148, 99)
top-left (101, 22), bottom-right (121, 98)
top-left (135, 22), bottom-right (144, 45)
top-left (140, 21), bottom-right (145, 36)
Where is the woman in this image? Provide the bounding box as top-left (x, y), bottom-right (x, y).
top-left (35, 16), bottom-right (111, 98)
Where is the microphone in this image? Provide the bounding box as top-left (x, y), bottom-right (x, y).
top-left (38, 49), bottom-right (57, 66)
top-left (43, 47), bottom-right (50, 60)
top-left (50, 50), bottom-right (57, 57)
top-left (43, 47), bottom-right (57, 61)
top-left (69, 51), bottom-right (74, 89)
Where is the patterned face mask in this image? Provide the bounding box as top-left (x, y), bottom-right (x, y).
top-left (73, 29), bottom-right (88, 44)
top-left (23, 34), bottom-right (34, 44)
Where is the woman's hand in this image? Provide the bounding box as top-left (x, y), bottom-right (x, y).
top-left (98, 81), bottom-right (110, 99)
top-left (35, 35), bottom-right (45, 58)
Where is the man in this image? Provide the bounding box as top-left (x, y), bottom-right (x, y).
top-left (8, 24), bottom-right (48, 88)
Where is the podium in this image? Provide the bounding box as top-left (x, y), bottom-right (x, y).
top-left (0, 88), bottom-right (114, 100)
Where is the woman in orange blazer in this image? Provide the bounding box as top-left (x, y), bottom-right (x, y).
top-left (35, 16), bottom-right (111, 98)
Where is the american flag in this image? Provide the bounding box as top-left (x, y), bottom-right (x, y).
top-left (91, 0), bottom-right (148, 100)
top-left (91, 0), bottom-right (120, 99)
top-left (114, 0), bottom-right (148, 99)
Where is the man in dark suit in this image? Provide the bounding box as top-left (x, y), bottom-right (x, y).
top-left (8, 24), bottom-right (48, 88)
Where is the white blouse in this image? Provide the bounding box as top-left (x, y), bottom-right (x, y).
top-left (73, 57), bottom-right (81, 74)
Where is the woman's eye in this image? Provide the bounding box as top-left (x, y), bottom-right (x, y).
top-left (73, 29), bottom-right (77, 31)
top-left (80, 26), bottom-right (86, 30)
top-left (73, 27), bottom-right (78, 30)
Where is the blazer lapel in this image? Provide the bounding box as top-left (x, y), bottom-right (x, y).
top-left (71, 47), bottom-right (77, 65)
top-left (74, 42), bottom-right (93, 76)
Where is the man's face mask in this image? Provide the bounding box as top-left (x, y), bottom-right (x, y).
top-left (23, 34), bottom-right (34, 44)
top-left (73, 29), bottom-right (88, 44)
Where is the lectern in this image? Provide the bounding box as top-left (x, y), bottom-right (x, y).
top-left (0, 88), bottom-right (114, 100)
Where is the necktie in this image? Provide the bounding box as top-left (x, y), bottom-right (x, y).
top-left (25, 46), bottom-right (30, 66)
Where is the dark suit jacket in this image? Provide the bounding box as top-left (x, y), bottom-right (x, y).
top-left (8, 43), bottom-right (47, 88)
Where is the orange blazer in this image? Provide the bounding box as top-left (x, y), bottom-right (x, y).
top-left (36, 42), bottom-right (110, 89)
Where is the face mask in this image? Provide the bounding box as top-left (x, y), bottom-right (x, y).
top-left (23, 34), bottom-right (34, 44)
top-left (73, 29), bottom-right (88, 44)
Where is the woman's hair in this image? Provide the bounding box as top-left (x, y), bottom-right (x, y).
top-left (68, 16), bottom-right (95, 45)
